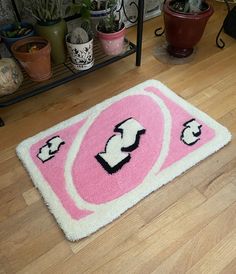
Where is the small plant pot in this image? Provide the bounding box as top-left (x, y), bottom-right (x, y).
top-left (66, 34), bottom-right (94, 71)
top-left (0, 22), bottom-right (34, 49)
top-left (35, 19), bottom-right (68, 65)
top-left (11, 36), bottom-right (52, 82)
top-left (97, 25), bottom-right (126, 56)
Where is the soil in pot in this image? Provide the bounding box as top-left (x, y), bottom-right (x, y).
top-left (11, 36), bottom-right (52, 82)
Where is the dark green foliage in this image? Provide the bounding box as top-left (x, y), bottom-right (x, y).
top-left (24, 0), bottom-right (63, 22)
top-left (170, 0), bottom-right (206, 13)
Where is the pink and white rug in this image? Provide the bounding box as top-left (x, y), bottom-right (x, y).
top-left (16, 80), bottom-right (231, 241)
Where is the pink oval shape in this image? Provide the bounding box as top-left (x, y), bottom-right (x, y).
top-left (72, 94), bottom-right (164, 204)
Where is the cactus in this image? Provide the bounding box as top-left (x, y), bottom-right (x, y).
top-left (69, 27), bottom-right (89, 44)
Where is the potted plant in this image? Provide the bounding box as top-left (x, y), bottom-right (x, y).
top-left (96, 1), bottom-right (125, 56)
top-left (90, 0), bottom-right (117, 34)
top-left (11, 36), bottom-right (52, 82)
top-left (25, 0), bottom-right (68, 64)
top-left (66, 23), bottom-right (94, 70)
top-left (65, 0), bottom-right (94, 70)
top-left (163, 0), bottom-right (213, 57)
top-left (0, 19), bottom-right (34, 49)
top-left (67, 0), bottom-right (117, 34)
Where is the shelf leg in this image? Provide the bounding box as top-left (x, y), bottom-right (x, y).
top-left (136, 0), bottom-right (144, 66)
top-left (0, 117), bottom-right (5, 127)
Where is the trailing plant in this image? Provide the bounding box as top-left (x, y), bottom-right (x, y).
top-left (24, 0), bottom-right (63, 22)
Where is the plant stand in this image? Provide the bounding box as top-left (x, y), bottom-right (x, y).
top-left (0, 0), bottom-right (144, 126)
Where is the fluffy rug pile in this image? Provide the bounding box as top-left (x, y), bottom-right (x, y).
top-left (17, 80), bottom-right (231, 241)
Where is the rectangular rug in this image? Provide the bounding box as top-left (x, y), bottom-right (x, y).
top-left (16, 80), bottom-right (231, 241)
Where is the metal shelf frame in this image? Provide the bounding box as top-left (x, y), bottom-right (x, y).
top-left (0, 0), bottom-right (144, 126)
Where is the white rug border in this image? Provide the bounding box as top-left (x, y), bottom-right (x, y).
top-left (16, 80), bottom-right (232, 241)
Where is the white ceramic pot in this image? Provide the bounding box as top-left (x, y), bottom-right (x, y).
top-left (66, 34), bottom-right (94, 71)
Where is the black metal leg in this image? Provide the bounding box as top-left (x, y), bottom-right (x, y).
top-left (0, 117), bottom-right (5, 127)
top-left (136, 0), bottom-right (144, 66)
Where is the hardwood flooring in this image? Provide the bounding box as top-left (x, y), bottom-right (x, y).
top-left (0, 2), bottom-right (236, 273)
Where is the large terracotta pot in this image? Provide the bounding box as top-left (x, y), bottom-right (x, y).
top-left (11, 36), bottom-right (52, 82)
top-left (164, 1), bottom-right (213, 57)
top-left (35, 19), bottom-right (68, 64)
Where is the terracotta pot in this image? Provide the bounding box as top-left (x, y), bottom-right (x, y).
top-left (164, 1), bottom-right (213, 57)
top-left (97, 25), bottom-right (126, 56)
top-left (11, 36), bottom-right (52, 82)
top-left (35, 19), bottom-right (68, 64)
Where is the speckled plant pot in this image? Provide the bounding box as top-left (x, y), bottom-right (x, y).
top-left (97, 25), bottom-right (125, 56)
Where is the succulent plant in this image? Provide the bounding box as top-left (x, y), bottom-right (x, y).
top-left (171, 0), bottom-right (205, 13)
top-left (69, 27), bottom-right (90, 44)
top-left (97, 0), bottom-right (122, 33)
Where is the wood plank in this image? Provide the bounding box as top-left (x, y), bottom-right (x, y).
top-left (16, 242), bottom-right (73, 274)
top-left (197, 159), bottom-right (236, 198)
top-left (137, 189), bottom-right (206, 240)
top-left (0, 196), bottom-right (26, 223)
top-left (152, 202), bottom-right (236, 274)
top-left (81, 189), bottom-right (206, 274)
top-left (220, 257), bottom-right (236, 274)
top-left (43, 212), bottom-right (145, 274)
top-left (23, 188), bottom-right (41, 206)
top-left (186, 228), bottom-right (236, 274)
top-left (90, 184), bottom-right (236, 274)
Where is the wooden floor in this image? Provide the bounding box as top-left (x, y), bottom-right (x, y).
top-left (1, 2), bottom-right (236, 273)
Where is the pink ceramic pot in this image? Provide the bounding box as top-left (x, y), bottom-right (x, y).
top-left (97, 25), bottom-right (125, 56)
